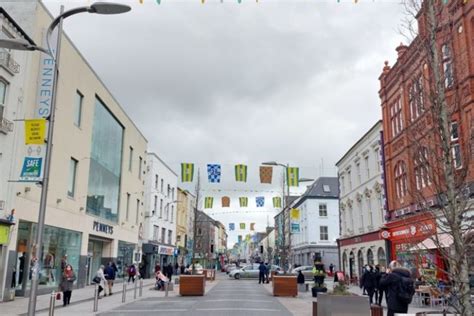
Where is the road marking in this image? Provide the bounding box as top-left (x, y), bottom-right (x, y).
top-left (101, 309), bottom-right (188, 313)
top-left (196, 308), bottom-right (281, 312)
top-left (202, 299), bottom-right (273, 303)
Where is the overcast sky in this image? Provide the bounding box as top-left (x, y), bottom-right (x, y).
top-left (42, 0), bottom-right (405, 245)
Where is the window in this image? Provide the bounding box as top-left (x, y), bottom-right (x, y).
top-left (155, 174), bottom-right (159, 190)
top-left (442, 44), bottom-right (454, 88)
top-left (409, 75), bottom-right (424, 121)
top-left (170, 205), bottom-right (174, 223)
top-left (364, 156), bottom-right (370, 179)
top-left (138, 156), bottom-right (143, 179)
top-left (323, 185), bottom-right (330, 193)
top-left (153, 225), bottom-right (159, 241)
top-left (128, 147), bottom-right (133, 172)
top-left (452, 143), bottom-right (462, 169)
top-left (359, 200), bottom-right (364, 230)
top-left (160, 179), bottom-right (164, 192)
top-left (320, 226), bottom-right (328, 241)
top-left (356, 163), bottom-right (361, 184)
top-left (159, 199), bottom-right (163, 218)
top-left (126, 193), bottom-right (130, 220)
top-left (347, 170), bottom-right (352, 191)
top-left (74, 90), bottom-right (83, 127)
top-left (197, 228), bottom-right (202, 236)
top-left (171, 188), bottom-right (175, 200)
top-left (165, 203), bottom-right (169, 221)
top-left (367, 197), bottom-right (373, 226)
top-left (390, 98), bottom-right (403, 137)
top-left (161, 228), bottom-right (166, 243)
top-left (451, 122), bottom-right (459, 141)
top-left (0, 80), bottom-right (7, 119)
top-left (394, 161), bottom-right (408, 198)
top-left (415, 147), bottom-right (430, 190)
top-left (340, 176), bottom-right (345, 194)
top-left (67, 158), bottom-right (78, 197)
top-left (375, 148), bottom-right (381, 172)
top-left (153, 195), bottom-right (158, 215)
top-left (168, 230), bottom-right (172, 244)
top-left (319, 203), bottom-right (328, 217)
top-left (136, 199), bottom-right (140, 224)
top-left (167, 184), bottom-right (170, 197)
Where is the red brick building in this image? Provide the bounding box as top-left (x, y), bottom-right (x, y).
top-left (379, 0), bottom-right (473, 276)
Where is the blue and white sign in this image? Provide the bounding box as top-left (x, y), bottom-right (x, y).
top-left (35, 28), bottom-right (58, 118)
top-left (20, 157), bottom-right (43, 179)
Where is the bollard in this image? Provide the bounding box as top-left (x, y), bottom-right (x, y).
top-left (133, 279), bottom-right (138, 299)
top-left (165, 282), bottom-right (169, 297)
top-left (139, 278), bottom-right (143, 297)
top-left (48, 291), bottom-right (56, 316)
top-left (122, 282), bottom-right (127, 303)
top-left (93, 283), bottom-right (99, 312)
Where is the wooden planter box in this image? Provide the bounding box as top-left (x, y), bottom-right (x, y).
top-left (317, 293), bottom-right (369, 316)
top-left (179, 275), bottom-right (205, 296)
top-left (272, 276), bottom-right (297, 297)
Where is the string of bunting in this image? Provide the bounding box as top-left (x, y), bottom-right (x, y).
top-left (202, 195), bottom-right (283, 208)
top-left (228, 222), bottom-right (256, 231)
top-left (137, 0), bottom-right (468, 5)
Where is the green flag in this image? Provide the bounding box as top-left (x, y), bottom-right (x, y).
top-left (273, 196), bottom-right (282, 208)
top-left (287, 167), bottom-right (299, 187)
top-left (235, 164), bottom-right (248, 182)
top-left (240, 223), bottom-right (246, 230)
top-left (204, 197), bottom-right (213, 209)
top-left (239, 197), bottom-right (248, 207)
top-left (181, 163), bottom-right (194, 182)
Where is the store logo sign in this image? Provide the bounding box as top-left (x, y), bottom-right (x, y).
top-left (93, 221), bottom-right (113, 234)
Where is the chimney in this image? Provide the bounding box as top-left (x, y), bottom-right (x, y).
top-left (396, 43), bottom-right (408, 59)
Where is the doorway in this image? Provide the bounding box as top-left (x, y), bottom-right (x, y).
top-left (87, 239), bottom-right (104, 283)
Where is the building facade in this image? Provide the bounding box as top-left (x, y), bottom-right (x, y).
top-left (291, 177), bottom-right (340, 269)
top-left (176, 188), bottom-right (195, 266)
top-left (336, 121), bottom-right (388, 281)
top-left (194, 210), bottom-right (216, 268)
top-left (259, 228), bottom-right (275, 264)
top-left (142, 153), bottom-right (178, 277)
top-left (379, 0), bottom-right (474, 278)
top-left (0, 2), bottom-right (148, 299)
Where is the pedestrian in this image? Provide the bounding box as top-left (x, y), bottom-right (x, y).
top-left (375, 265), bottom-right (386, 306)
top-left (360, 265), bottom-right (368, 295)
top-left (379, 261), bottom-right (415, 316)
top-left (360, 265), bottom-right (377, 304)
top-left (264, 263), bottom-right (270, 283)
top-left (127, 264), bottom-right (137, 283)
top-left (175, 262), bottom-right (179, 275)
top-left (104, 262), bottom-right (116, 295)
top-left (258, 262), bottom-right (266, 284)
top-left (59, 264), bottom-right (76, 306)
top-left (329, 263), bottom-right (335, 276)
top-left (166, 263), bottom-right (173, 281)
top-left (154, 265), bottom-right (168, 290)
top-left (60, 255), bottom-right (68, 272)
top-left (93, 265), bottom-right (108, 298)
top-left (180, 264), bottom-right (186, 275)
top-left (297, 270), bottom-right (305, 284)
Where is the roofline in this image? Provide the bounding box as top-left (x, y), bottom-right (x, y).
top-left (148, 152), bottom-right (178, 177)
top-left (335, 120), bottom-right (382, 167)
top-left (37, 2), bottom-right (148, 142)
top-left (0, 7), bottom-right (36, 45)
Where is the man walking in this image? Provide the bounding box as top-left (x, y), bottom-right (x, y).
top-left (379, 261), bottom-right (415, 316)
top-left (104, 262), bottom-right (116, 295)
top-left (360, 265), bottom-right (377, 304)
top-left (264, 263), bottom-right (270, 283)
top-left (258, 262), bottom-right (266, 284)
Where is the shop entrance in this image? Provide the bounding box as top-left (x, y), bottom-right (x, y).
top-left (87, 239), bottom-right (104, 283)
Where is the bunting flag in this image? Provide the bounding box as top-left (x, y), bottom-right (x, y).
top-left (256, 196), bottom-right (265, 207)
top-left (245, 234), bottom-right (251, 242)
top-left (240, 223), bottom-right (246, 230)
top-left (290, 208), bottom-right (300, 220)
top-left (222, 196), bottom-right (230, 207)
top-left (207, 164), bottom-right (221, 183)
top-left (204, 197), bottom-right (213, 209)
top-left (235, 164), bottom-right (248, 182)
top-left (229, 223), bottom-right (235, 231)
top-left (259, 166), bottom-right (273, 184)
top-left (181, 163), bottom-right (194, 182)
top-left (287, 167), bottom-right (299, 186)
top-left (273, 196), bottom-right (282, 208)
top-left (239, 197), bottom-right (248, 207)
top-left (250, 223), bottom-right (255, 231)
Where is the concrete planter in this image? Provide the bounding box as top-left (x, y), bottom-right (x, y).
top-left (317, 293), bottom-right (370, 316)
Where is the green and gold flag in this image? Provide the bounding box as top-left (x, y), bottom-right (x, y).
top-left (287, 167), bottom-right (299, 187)
top-left (239, 197), bottom-right (248, 207)
top-left (204, 197), bottom-right (213, 209)
top-left (181, 163), bottom-right (194, 182)
top-left (235, 164), bottom-right (248, 182)
top-left (273, 196), bottom-right (282, 208)
top-left (240, 223), bottom-right (246, 230)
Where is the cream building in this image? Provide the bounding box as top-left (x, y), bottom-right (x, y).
top-left (0, 2), bottom-right (147, 299)
top-left (176, 188), bottom-right (195, 266)
top-left (336, 121), bottom-right (388, 281)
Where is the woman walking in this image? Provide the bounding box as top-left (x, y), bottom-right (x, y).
top-left (94, 265), bottom-right (108, 298)
top-left (60, 264), bottom-right (76, 306)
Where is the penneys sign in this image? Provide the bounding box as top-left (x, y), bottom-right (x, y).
top-left (35, 28), bottom-right (58, 118)
top-left (93, 221), bottom-right (114, 235)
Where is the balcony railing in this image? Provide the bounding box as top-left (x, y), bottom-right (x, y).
top-left (0, 116), bottom-right (13, 134)
top-left (0, 50), bottom-right (20, 74)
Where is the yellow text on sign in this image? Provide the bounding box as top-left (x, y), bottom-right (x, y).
top-left (25, 119), bottom-right (46, 145)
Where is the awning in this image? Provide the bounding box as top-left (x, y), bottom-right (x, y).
top-left (408, 233), bottom-right (453, 251)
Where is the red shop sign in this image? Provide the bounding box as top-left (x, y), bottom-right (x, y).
top-left (380, 217), bottom-right (436, 242)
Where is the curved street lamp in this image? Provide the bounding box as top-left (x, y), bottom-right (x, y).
top-left (0, 3), bottom-right (130, 315)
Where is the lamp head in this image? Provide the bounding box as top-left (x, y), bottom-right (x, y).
top-left (262, 161), bottom-right (278, 166)
top-left (89, 2), bottom-right (131, 15)
top-left (0, 38), bottom-right (35, 51)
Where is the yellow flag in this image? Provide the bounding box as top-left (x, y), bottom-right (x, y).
top-left (25, 119), bottom-right (46, 145)
top-left (290, 208), bottom-right (300, 220)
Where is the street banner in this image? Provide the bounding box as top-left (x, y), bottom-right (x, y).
top-left (204, 197), bottom-right (213, 209)
top-left (222, 196), bottom-right (230, 207)
top-left (239, 197), bottom-right (248, 207)
top-left (24, 119), bottom-right (46, 145)
top-left (20, 157), bottom-right (43, 179)
top-left (181, 163), bottom-right (194, 182)
top-left (240, 223), bottom-right (246, 230)
top-left (229, 223), bottom-right (235, 231)
top-left (291, 222), bottom-right (300, 233)
top-left (235, 164), bottom-right (247, 182)
top-left (287, 167), bottom-right (299, 186)
top-left (259, 166), bottom-right (273, 184)
top-left (250, 223), bottom-right (255, 231)
top-left (290, 208), bottom-right (300, 220)
top-left (207, 164), bottom-right (221, 183)
top-left (256, 196), bottom-right (265, 207)
top-left (273, 196), bottom-right (282, 208)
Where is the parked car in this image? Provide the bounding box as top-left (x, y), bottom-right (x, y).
top-left (291, 265), bottom-right (314, 281)
top-left (225, 264), bottom-right (237, 274)
top-left (229, 264), bottom-right (282, 279)
top-left (188, 263), bottom-right (203, 275)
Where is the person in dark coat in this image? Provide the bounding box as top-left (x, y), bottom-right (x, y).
top-left (60, 264), bottom-right (76, 306)
top-left (360, 265), bottom-right (377, 304)
top-left (264, 263), bottom-right (270, 283)
top-left (297, 270), bottom-right (305, 284)
top-left (258, 262), bottom-right (266, 284)
top-left (104, 262), bottom-right (116, 295)
top-left (375, 265), bottom-right (386, 306)
top-left (379, 261), bottom-right (413, 316)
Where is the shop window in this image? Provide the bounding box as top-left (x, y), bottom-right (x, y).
top-left (367, 248), bottom-right (374, 266)
top-left (377, 247), bottom-right (386, 268)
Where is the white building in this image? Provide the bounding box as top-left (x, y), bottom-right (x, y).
top-left (142, 153), bottom-right (178, 277)
top-left (291, 177), bottom-right (340, 268)
top-left (336, 121), bottom-right (388, 281)
top-left (259, 228), bottom-right (275, 264)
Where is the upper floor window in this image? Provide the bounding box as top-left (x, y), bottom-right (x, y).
top-left (450, 122), bottom-right (459, 141)
top-left (128, 147), bottom-right (133, 172)
top-left (320, 226), bottom-right (329, 241)
top-left (394, 161), bottom-right (408, 198)
top-left (168, 230), bottom-right (172, 244)
top-left (67, 158), bottom-right (78, 198)
top-left (374, 148), bottom-right (381, 172)
top-left (161, 179), bottom-right (164, 193)
top-left (74, 90), bottom-right (83, 127)
top-left (153, 225), bottom-right (159, 241)
top-left (138, 156), bottom-right (143, 179)
top-left (153, 195), bottom-right (158, 215)
top-left (347, 170), bottom-right (352, 191)
top-left (414, 147), bottom-right (431, 190)
top-left (0, 80), bottom-right (7, 120)
top-left (409, 75), bottom-right (424, 121)
top-left (390, 98), bottom-right (403, 137)
top-left (167, 184), bottom-right (171, 197)
top-left (126, 193), bottom-right (130, 220)
top-left (170, 205), bottom-right (174, 223)
top-left (154, 174), bottom-right (159, 190)
top-left (364, 156), bottom-right (370, 179)
top-left (159, 199), bottom-right (163, 218)
top-left (442, 44), bottom-right (454, 89)
top-left (450, 121), bottom-right (462, 169)
top-left (340, 176), bottom-right (345, 195)
top-left (356, 163), bottom-right (361, 184)
top-left (319, 203), bottom-right (328, 217)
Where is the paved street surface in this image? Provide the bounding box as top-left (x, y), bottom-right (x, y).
top-left (100, 277), bottom-right (292, 316)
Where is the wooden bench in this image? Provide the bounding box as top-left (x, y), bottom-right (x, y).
top-left (179, 275), bottom-right (205, 296)
top-left (272, 275), bottom-right (297, 297)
